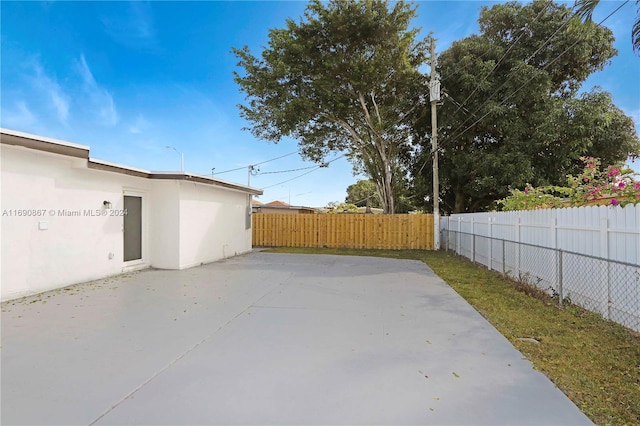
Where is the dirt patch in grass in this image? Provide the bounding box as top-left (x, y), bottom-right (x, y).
top-left (264, 247), bottom-right (640, 425)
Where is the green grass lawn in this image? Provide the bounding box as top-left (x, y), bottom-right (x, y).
top-left (265, 247), bottom-right (640, 425)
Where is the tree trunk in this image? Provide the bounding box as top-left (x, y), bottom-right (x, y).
top-left (383, 168), bottom-right (395, 214)
top-left (453, 189), bottom-right (466, 214)
top-left (369, 144), bottom-right (396, 214)
top-left (376, 180), bottom-right (394, 214)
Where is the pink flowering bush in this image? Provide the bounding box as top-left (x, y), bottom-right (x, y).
top-left (567, 157), bottom-right (640, 206)
top-left (499, 157), bottom-right (640, 211)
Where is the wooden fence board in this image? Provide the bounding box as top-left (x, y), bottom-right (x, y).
top-left (252, 213), bottom-right (434, 250)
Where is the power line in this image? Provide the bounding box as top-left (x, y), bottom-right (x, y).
top-left (213, 150), bottom-right (299, 175)
top-left (260, 154), bottom-right (347, 189)
top-left (350, 192), bottom-right (379, 206)
top-left (253, 151), bottom-right (299, 166)
top-left (443, 92), bottom-right (477, 119)
top-left (260, 167), bottom-right (323, 189)
top-left (259, 165), bottom-right (318, 175)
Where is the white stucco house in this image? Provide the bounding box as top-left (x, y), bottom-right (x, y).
top-left (0, 128), bottom-right (262, 301)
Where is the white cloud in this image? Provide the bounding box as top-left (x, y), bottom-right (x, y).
top-left (101, 2), bottom-right (159, 51)
top-left (50, 91), bottom-right (69, 123)
top-left (130, 2), bottom-right (155, 39)
top-left (31, 63), bottom-right (69, 124)
top-left (76, 55), bottom-right (119, 126)
top-left (1, 101), bottom-right (37, 128)
top-left (129, 114), bottom-right (150, 134)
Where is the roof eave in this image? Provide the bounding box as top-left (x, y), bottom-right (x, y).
top-left (1, 128), bottom-right (263, 196)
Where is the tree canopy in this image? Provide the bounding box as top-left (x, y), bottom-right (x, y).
top-left (345, 179), bottom-right (382, 208)
top-left (409, 0), bottom-right (639, 213)
top-left (233, 0), bottom-right (430, 213)
top-left (326, 201), bottom-right (359, 213)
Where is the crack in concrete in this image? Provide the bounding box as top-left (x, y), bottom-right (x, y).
top-left (88, 279), bottom-right (287, 425)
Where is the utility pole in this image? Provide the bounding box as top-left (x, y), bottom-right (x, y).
top-left (430, 39), bottom-right (441, 250)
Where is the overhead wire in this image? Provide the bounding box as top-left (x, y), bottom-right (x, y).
top-left (443, 92), bottom-right (477, 119)
top-left (350, 192), bottom-right (379, 206)
top-left (260, 167), bottom-right (323, 189)
top-left (259, 165), bottom-right (318, 175)
top-left (213, 150), bottom-right (299, 175)
top-left (260, 154), bottom-right (347, 189)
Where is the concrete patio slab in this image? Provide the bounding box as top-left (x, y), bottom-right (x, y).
top-left (1, 252), bottom-right (592, 425)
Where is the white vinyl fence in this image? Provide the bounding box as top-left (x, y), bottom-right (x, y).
top-left (441, 204), bottom-right (640, 332)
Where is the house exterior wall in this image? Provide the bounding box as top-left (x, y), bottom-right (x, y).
top-left (149, 181), bottom-right (181, 269)
top-left (178, 182), bottom-right (251, 269)
top-left (1, 144), bottom-right (152, 300)
top-left (1, 143), bottom-right (256, 301)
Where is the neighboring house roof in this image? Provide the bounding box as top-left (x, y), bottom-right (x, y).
top-left (0, 128), bottom-right (263, 196)
top-left (252, 199), bottom-right (264, 206)
top-left (253, 200), bottom-right (317, 214)
top-left (265, 200), bottom-right (291, 207)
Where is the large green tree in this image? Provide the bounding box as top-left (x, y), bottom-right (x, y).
top-left (410, 0), bottom-right (638, 213)
top-left (233, 0), bottom-right (429, 213)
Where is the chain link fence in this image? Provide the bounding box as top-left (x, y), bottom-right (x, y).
top-left (443, 229), bottom-right (640, 332)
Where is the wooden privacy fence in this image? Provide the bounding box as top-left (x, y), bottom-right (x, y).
top-left (252, 213), bottom-right (434, 250)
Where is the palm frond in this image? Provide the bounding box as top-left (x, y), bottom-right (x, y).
top-left (574, 0), bottom-right (601, 21)
top-left (633, 1), bottom-right (640, 54)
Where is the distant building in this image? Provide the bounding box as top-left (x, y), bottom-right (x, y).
top-left (252, 200), bottom-right (317, 214)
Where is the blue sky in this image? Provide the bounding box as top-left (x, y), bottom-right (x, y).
top-left (2, 1), bottom-right (639, 208)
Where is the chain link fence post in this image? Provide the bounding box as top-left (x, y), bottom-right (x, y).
top-left (515, 217), bottom-right (521, 278)
top-left (502, 239), bottom-right (506, 275)
top-left (600, 217), bottom-right (610, 319)
top-left (558, 250), bottom-right (563, 307)
top-left (488, 217), bottom-right (493, 271)
top-left (457, 217), bottom-right (462, 256)
top-left (471, 217), bottom-right (475, 263)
